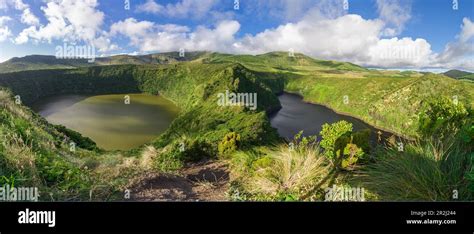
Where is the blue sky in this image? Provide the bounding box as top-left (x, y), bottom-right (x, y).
top-left (0, 0), bottom-right (473, 71)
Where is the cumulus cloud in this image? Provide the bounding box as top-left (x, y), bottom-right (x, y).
top-left (12, 0), bottom-right (27, 10)
top-left (136, 0), bottom-right (219, 19)
top-left (0, 0), bottom-right (39, 26)
top-left (435, 18), bottom-right (474, 70)
top-left (459, 17), bottom-right (474, 43)
top-left (13, 0), bottom-right (116, 52)
top-left (110, 18), bottom-right (239, 52)
top-left (368, 37), bottom-right (435, 68)
top-left (376, 0), bottom-right (412, 36)
top-left (235, 15), bottom-right (383, 61)
top-left (20, 8), bottom-right (40, 26)
top-left (0, 16), bottom-right (12, 42)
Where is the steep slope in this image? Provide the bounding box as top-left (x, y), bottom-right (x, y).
top-left (0, 88), bottom-right (102, 200)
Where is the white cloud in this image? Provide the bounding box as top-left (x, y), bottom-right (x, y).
top-left (13, 25), bottom-right (34, 44)
top-left (136, 0), bottom-right (219, 19)
top-left (376, 0), bottom-right (411, 36)
top-left (21, 8), bottom-right (40, 26)
top-left (0, 0), bottom-right (28, 10)
top-left (0, 0), bottom-right (7, 10)
top-left (368, 37), bottom-right (435, 68)
top-left (31, 0), bottom-right (104, 42)
top-left (110, 18), bottom-right (156, 39)
top-left (0, 15), bottom-right (10, 25)
top-left (459, 17), bottom-right (474, 42)
top-left (435, 18), bottom-right (474, 70)
top-left (110, 18), bottom-right (239, 52)
top-left (13, 0), bottom-right (116, 52)
top-left (0, 0), bottom-right (40, 26)
top-left (13, 0), bottom-right (28, 10)
top-left (235, 14), bottom-right (383, 61)
top-left (0, 16), bottom-right (12, 42)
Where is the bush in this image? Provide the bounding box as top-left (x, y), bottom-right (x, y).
top-left (153, 139), bottom-right (212, 172)
top-left (321, 121), bottom-right (370, 169)
top-left (341, 143), bottom-right (364, 169)
top-left (320, 121), bottom-right (353, 159)
top-left (418, 97), bottom-right (469, 138)
top-left (153, 151), bottom-right (184, 173)
top-left (334, 135), bottom-right (365, 169)
top-left (218, 132), bottom-right (241, 158)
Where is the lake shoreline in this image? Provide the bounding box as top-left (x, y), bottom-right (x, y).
top-left (30, 93), bottom-right (180, 151)
top-left (279, 91), bottom-right (415, 141)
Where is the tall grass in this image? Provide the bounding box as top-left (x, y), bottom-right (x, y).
top-left (231, 140), bottom-right (331, 201)
top-left (358, 137), bottom-right (472, 201)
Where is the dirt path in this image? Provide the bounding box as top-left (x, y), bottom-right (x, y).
top-left (128, 160), bottom-right (230, 201)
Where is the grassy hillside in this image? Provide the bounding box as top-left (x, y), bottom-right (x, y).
top-left (443, 69), bottom-right (474, 81)
top-left (203, 53), bottom-right (473, 137)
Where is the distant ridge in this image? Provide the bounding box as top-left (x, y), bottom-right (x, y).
top-left (0, 51), bottom-right (366, 74)
top-left (443, 69), bottom-right (474, 81)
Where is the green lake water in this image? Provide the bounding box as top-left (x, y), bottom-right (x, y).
top-left (31, 93), bottom-right (180, 150)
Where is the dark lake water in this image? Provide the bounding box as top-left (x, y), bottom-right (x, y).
top-left (270, 93), bottom-right (392, 142)
top-left (31, 93), bottom-right (179, 150)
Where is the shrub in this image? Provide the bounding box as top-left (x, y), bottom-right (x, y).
top-left (334, 135), bottom-right (366, 169)
top-left (153, 139), bottom-right (212, 172)
top-left (153, 152), bottom-right (184, 173)
top-left (320, 121), bottom-right (353, 159)
top-left (418, 97), bottom-right (469, 138)
top-left (322, 122), bottom-right (370, 169)
top-left (341, 143), bottom-right (364, 169)
top-left (218, 132), bottom-right (241, 158)
top-left (352, 129), bottom-right (371, 153)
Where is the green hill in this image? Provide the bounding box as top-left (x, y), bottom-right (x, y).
top-left (443, 69), bottom-right (474, 81)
